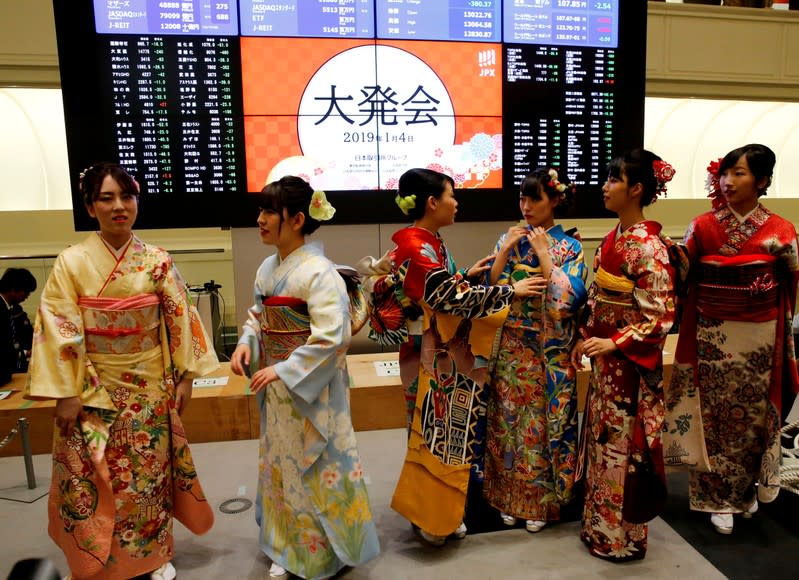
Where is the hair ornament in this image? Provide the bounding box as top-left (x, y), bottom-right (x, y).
top-left (705, 157), bottom-right (725, 209)
top-left (652, 159), bottom-right (676, 199)
top-left (79, 165), bottom-right (93, 189)
top-left (395, 193), bottom-right (416, 216)
top-left (309, 190), bottom-right (335, 221)
top-left (546, 168), bottom-right (574, 195)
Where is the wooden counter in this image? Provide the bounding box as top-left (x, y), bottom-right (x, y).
top-left (0, 368), bottom-right (259, 458)
top-left (0, 333), bottom-right (677, 457)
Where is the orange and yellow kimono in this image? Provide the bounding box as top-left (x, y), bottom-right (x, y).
top-left (26, 233), bottom-right (219, 580)
top-left (387, 226), bottom-right (514, 536)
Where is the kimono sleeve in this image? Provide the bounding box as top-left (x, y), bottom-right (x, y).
top-left (612, 235), bottom-right (676, 371)
top-left (681, 217), bottom-right (702, 265)
top-left (485, 233), bottom-right (515, 286)
top-left (773, 216), bottom-right (799, 304)
top-left (398, 238), bottom-right (512, 318)
top-left (158, 255), bottom-right (219, 378)
top-left (545, 238), bottom-right (588, 319)
top-left (25, 253), bottom-right (87, 400)
top-left (273, 265), bottom-right (350, 405)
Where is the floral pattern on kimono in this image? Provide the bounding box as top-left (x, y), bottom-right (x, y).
top-left (483, 225), bottom-right (588, 521)
top-left (25, 233), bottom-right (218, 580)
top-left (238, 242), bottom-right (379, 580)
top-left (666, 205), bottom-right (799, 512)
top-left (579, 221), bottom-right (675, 561)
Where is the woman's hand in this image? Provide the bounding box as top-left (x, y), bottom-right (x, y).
top-left (528, 226), bottom-right (549, 256)
top-left (55, 396), bottom-right (83, 438)
top-left (175, 375), bottom-right (193, 415)
top-left (511, 275), bottom-right (548, 298)
top-left (230, 344), bottom-right (251, 376)
top-left (466, 255), bottom-right (494, 279)
top-left (581, 337), bottom-right (618, 358)
top-left (250, 366), bottom-right (279, 394)
top-left (570, 338), bottom-right (585, 369)
top-left (501, 225), bottom-right (529, 255)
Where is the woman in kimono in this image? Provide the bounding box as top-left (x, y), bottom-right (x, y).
top-left (571, 149), bottom-right (677, 561)
top-left (375, 168), bottom-right (539, 546)
top-left (483, 168), bottom-right (587, 534)
top-left (25, 162), bottom-right (219, 580)
top-left (230, 176), bottom-right (379, 580)
top-left (665, 144), bottom-right (799, 534)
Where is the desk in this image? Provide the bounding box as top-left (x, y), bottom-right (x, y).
top-left (347, 333), bottom-right (678, 427)
top-left (0, 368), bottom-right (259, 458)
top-left (0, 333), bottom-right (677, 457)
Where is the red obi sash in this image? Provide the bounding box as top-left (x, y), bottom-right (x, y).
top-left (696, 255), bottom-right (778, 322)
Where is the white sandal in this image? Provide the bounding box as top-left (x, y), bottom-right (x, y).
top-left (525, 520), bottom-right (546, 533)
top-left (269, 562), bottom-right (289, 579)
top-left (500, 512), bottom-right (517, 526)
top-left (742, 499), bottom-right (758, 519)
top-left (418, 528), bottom-right (446, 546)
top-left (151, 562), bottom-right (177, 580)
top-left (452, 522), bottom-right (467, 539)
top-left (711, 513), bottom-right (733, 534)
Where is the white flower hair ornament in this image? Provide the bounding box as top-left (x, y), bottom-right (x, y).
top-left (309, 190), bottom-right (336, 221)
top-left (547, 169), bottom-right (571, 194)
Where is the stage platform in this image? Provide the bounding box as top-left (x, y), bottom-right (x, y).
top-left (0, 334), bottom-right (677, 457)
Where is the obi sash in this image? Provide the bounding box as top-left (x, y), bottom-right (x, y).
top-left (696, 255), bottom-right (778, 322)
top-left (260, 296), bottom-right (311, 361)
top-left (78, 294), bottom-right (161, 354)
top-left (593, 266), bottom-right (635, 307)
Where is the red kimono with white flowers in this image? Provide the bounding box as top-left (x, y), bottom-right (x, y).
top-left (666, 205), bottom-right (799, 512)
top-left (579, 220), bottom-right (676, 561)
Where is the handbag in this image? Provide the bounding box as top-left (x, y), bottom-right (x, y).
top-left (622, 368), bottom-right (668, 524)
top-left (622, 434), bottom-right (668, 524)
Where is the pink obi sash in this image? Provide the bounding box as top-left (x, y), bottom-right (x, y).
top-left (78, 294), bottom-right (161, 353)
top-left (696, 255), bottom-right (778, 322)
top-left (260, 296), bottom-right (311, 361)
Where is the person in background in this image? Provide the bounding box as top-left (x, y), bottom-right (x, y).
top-left (361, 167), bottom-right (539, 546)
top-left (483, 167), bottom-right (587, 535)
top-left (25, 162), bottom-right (219, 580)
top-left (0, 267), bottom-right (37, 383)
top-left (230, 176), bottom-right (379, 580)
top-left (665, 144), bottom-right (799, 534)
top-left (572, 149), bottom-right (677, 561)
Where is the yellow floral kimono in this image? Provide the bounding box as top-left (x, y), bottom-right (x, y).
top-left (25, 233), bottom-right (219, 580)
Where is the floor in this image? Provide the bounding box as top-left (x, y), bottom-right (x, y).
top-left (0, 429), bottom-right (727, 580)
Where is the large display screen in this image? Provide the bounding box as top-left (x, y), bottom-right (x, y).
top-left (54, 1), bottom-right (646, 229)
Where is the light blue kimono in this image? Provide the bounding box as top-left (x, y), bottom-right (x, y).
top-left (239, 242), bottom-right (380, 579)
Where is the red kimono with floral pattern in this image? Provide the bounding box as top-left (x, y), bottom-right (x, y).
top-left (665, 205), bottom-right (799, 513)
top-left (579, 220), bottom-right (676, 561)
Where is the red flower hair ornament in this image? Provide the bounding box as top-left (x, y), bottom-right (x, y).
top-left (652, 159), bottom-right (676, 200)
top-left (705, 157), bottom-right (725, 210)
